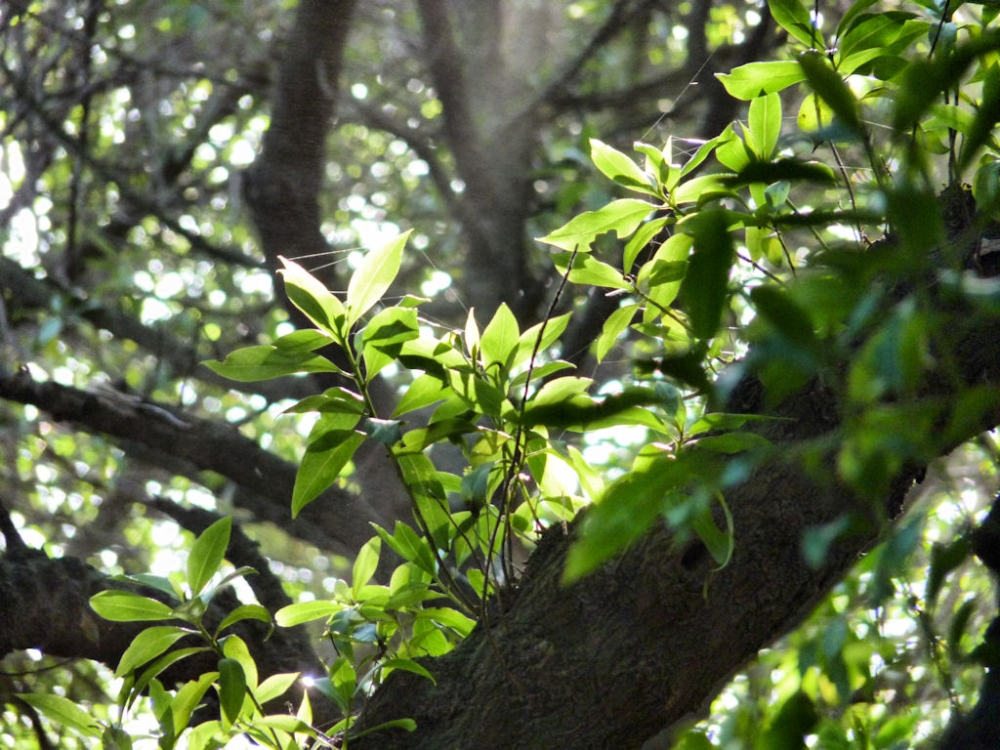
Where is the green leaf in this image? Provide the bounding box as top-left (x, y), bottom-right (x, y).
top-left (769, 0), bottom-right (822, 48)
top-left (218, 657), bottom-right (247, 726)
top-left (512, 312), bottom-right (573, 370)
top-left (101, 725), bottom-right (133, 750)
top-left (203, 346), bottom-right (342, 382)
top-left (414, 607), bottom-right (477, 637)
top-left (352, 537), bottom-right (381, 598)
top-left (796, 93), bottom-right (835, 132)
top-left (254, 672), bottom-right (301, 704)
top-left (678, 210), bottom-right (735, 340)
top-left (378, 657), bottom-right (437, 684)
top-left (595, 304), bottom-right (639, 363)
top-left (293, 430), bottom-right (366, 517)
top-left (717, 61), bottom-right (806, 99)
top-left (329, 656), bottom-right (357, 713)
top-left (373, 522), bottom-right (437, 576)
top-left (552, 252), bottom-right (631, 290)
top-left (171, 673), bottom-right (219, 745)
top-left (479, 302), bottom-right (520, 372)
top-left (563, 452), bottom-right (717, 582)
top-left (797, 50), bottom-right (861, 134)
top-left (623, 216), bottom-right (669, 271)
top-left (90, 590), bottom-right (175, 622)
top-left (271, 329), bottom-right (335, 353)
top-left (393, 373), bottom-right (452, 417)
top-left (538, 198), bottom-right (656, 252)
top-left (117, 625), bottom-right (191, 676)
top-left (589, 138), bottom-right (659, 197)
top-left (16, 693), bottom-right (101, 737)
top-left (346, 230), bottom-right (412, 326)
top-left (760, 691), bottom-right (818, 750)
top-left (279, 257), bottom-right (347, 337)
top-left (216, 604), bottom-right (273, 636)
top-left (282, 387), bottom-right (366, 416)
top-left (363, 305), bottom-right (420, 350)
top-left (275, 600), bottom-right (341, 627)
top-left (747, 93), bottom-right (782, 159)
top-left (925, 536), bottom-right (972, 607)
top-left (187, 516), bottom-right (231, 596)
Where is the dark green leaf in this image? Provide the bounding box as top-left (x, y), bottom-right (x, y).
top-left (217, 657), bottom-right (247, 726)
top-left (678, 210), bottom-right (735, 340)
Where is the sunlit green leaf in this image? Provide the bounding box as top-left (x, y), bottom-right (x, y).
top-left (117, 625), bottom-right (191, 676)
top-left (589, 138), bottom-right (659, 197)
top-left (352, 537), bottom-right (381, 598)
top-left (275, 600), bottom-right (340, 627)
top-left (203, 346), bottom-right (343, 382)
top-left (346, 230), bottom-right (411, 327)
top-left (91, 590), bottom-right (175, 622)
top-left (187, 516), bottom-right (231, 597)
top-left (216, 604), bottom-right (273, 636)
top-left (479, 302), bottom-right (520, 372)
top-left (254, 672), bottom-right (301, 704)
top-left (717, 61), bottom-right (806, 99)
top-left (279, 257), bottom-right (348, 338)
top-left (747, 93), bottom-right (782, 159)
top-left (538, 198), bottom-right (656, 252)
top-left (293, 428), bottom-right (366, 517)
top-left (16, 693), bottom-right (101, 737)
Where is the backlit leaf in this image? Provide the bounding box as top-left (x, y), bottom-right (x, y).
top-left (346, 230), bottom-right (411, 326)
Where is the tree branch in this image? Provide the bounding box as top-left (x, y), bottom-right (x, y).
top-left (0, 368), bottom-right (383, 555)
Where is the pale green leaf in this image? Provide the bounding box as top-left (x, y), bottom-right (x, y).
top-left (346, 230), bottom-right (412, 326)
top-left (117, 625), bottom-right (191, 676)
top-left (352, 537), bottom-right (381, 598)
top-left (717, 61), bottom-right (806, 100)
top-left (90, 590), bottom-right (175, 622)
top-left (479, 303), bottom-right (520, 372)
top-left (254, 672), bottom-right (301, 704)
top-left (275, 600), bottom-right (341, 627)
top-left (538, 199), bottom-right (656, 252)
top-left (187, 516), bottom-right (231, 596)
top-left (16, 693), bottom-right (101, 737)
top-left (589, 138), bottom-right (659, 196)
top-left (747, 93), bottom-right (782, 160)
